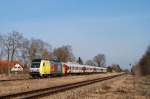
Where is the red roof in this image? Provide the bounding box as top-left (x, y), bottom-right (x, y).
top-left (0, 60), bottom-right (20, 67)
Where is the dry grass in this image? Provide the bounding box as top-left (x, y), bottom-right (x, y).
top-left (0, 73), bottom-right (30, 80)
top-left (101, 83), bottom-right (111, 90)
top-left (135, 75), bottom-right (150, 96)
top-left (40, 75), bottom-right (150, 99)
top-left (115, 87), bottom-right (128, 94)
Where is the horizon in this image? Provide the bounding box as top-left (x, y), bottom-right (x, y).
top-left (0, 0), bottom-right (150, 69)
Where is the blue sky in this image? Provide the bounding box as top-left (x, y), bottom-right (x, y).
top-left (0, 0), bottom-right (150, 69)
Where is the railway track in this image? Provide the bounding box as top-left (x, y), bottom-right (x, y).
top-left (0, 75), bottom-right (69, 82)
top-left (0, 73), bottom-right (125, 99)
top-left (0, 78), bottom-right (30, 82)
top-left (0, 73), bottom-right (105, 82)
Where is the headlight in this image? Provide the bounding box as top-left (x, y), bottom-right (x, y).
top-left (30, 68), bottom-right (39, 72)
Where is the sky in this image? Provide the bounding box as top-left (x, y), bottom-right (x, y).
top-left (0, 0), bottom-right (150, 69)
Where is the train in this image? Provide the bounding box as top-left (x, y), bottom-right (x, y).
top-left (30, 59), bottom-right (107, 78)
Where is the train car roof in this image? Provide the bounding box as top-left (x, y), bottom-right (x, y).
top-left (63, 62), bottom-right (107, 69)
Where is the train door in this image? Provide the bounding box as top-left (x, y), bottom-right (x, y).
top-left (64, 64), bottom-right (68, 74)
top-left (43, 62), bottom-right (46, 74)
top-left (62, 64), bottom-right (65, 75)
top-left (82, 67), bottom-right (86, 73)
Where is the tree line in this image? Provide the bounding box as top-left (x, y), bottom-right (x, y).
top-left (0, 31), bottom-right (106, 74)
top-left (132, 45), bottom-right (150, 76)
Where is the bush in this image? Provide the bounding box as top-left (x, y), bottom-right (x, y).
top-left (132, 46), bottom-right (150, 76)
top-left (131, 64), bottom-right (142, 76)
top-left (107, 66), bottom-right (112, 72)
top-left (111, 64), bottom-right (122, 72)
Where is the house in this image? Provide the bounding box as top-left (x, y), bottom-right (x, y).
top-left (11, 64), bottom-right (23, 72)
top-left (0, 60), bottom-right (22, 74)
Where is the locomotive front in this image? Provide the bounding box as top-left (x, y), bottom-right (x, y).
top-left (30, 59), bottom-right (41, 78)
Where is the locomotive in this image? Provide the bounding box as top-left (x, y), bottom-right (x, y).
top-left (30, 59), bottom-right (107, 78)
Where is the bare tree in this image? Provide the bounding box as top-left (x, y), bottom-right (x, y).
top-left (85, 60), bottom-right (96, 66)
top-left (20, 38), bottom-right (30, 65)
top-left (41, 49), bottom-right (53, 60)
top-left (21, 38), bottom-right (52, 65)
top-left (0, 34), bottom-right (4, 59)
top-left (31, 39), bottom-right (52, 59)
top-left (3, 31), bottom-right (23, 61)
top-left (3, 34), bottom-right (11, 61)
top-left (63, 45), bottom-right (75, 62)
top-left (93, 54), bottom-right (106, 67)
top-left (111, 64), bottom-right (122, 72)
top-left (53, 45), bottom-right (75, 62)
top-left (53, 46), bottom-right (69, 62)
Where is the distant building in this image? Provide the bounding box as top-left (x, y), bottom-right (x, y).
top-left (11, 64), bottom-right (23, 72)
top-left (0, 60), bottom-right (22, 74)
top-left (0, 60), bottom-right (20, 67)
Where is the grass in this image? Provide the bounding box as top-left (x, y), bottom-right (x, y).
top-left (101, 83), bottom-right (111, 90)
top-left (0, 73), bottom-right (30, 80)
top-left (116, 87), bottom-right (127, 94)
top-left (135, 75), bottom-right (150, 96)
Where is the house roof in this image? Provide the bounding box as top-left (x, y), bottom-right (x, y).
top-left (0, 60), bottom-right (20, 67)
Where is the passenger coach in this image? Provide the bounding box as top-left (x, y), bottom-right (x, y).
top-left (63, 62), bottom-right (107, 74)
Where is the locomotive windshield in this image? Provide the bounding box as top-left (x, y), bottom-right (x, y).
top-left (31, 62), bottom-right (40, 68)
top-left (31, 59), bottom-right (41, 68)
